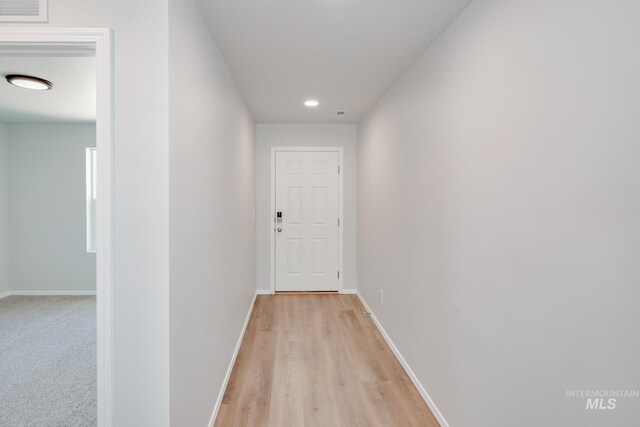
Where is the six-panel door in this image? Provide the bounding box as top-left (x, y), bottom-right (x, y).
top-left (275, 151), bottom-right (340, 291)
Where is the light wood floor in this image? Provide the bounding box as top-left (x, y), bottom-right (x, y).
top-left (214, 294), bottom-right (439, 427)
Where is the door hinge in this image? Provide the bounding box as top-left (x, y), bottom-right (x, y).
top-left (338, 218), bottom-right (340, 227)
top-left (338, 271), bottom-right (340, 279)
top-left (338, 165), bottom-right (341, 174)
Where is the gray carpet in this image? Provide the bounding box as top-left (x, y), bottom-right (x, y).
top-left (0, 296), bottom-right (96, 427)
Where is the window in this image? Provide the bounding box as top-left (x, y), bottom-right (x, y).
top-left (86, 148), bottom-right (97, 253)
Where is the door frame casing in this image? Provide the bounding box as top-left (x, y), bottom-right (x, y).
top-left (270, 147), bottom-right (344, 294)
top-left (0, 28), bottom-right (114, 427)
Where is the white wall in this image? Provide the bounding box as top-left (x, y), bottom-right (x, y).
top-left (168, 0), bottom-right (256, 425)
top-left (3, 1), bottom-right (171, 425)
top-left (358, 1), bottom-right (640, 426)
top-left (256, 124), bottom-right (357, 292)
top-left (0, 123), bottom-right (9, 295)
top-left (9, 124), bottom-right (95, 292)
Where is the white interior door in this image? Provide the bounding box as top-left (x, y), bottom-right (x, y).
top-left (275, 151), bottom-right (340, 291)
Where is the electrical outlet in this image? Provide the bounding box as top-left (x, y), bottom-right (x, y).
top-left (379, 289), bottom-right (384, 304)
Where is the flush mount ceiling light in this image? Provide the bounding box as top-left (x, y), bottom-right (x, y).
top-left (304, 99), bottom-right (319, 107)
top-left (5, 74), bottom-right (53, 91)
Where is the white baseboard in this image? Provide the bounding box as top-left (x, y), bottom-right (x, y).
top-left (0, 290), bottom-right (96, 298)
top-left (258, 289), bottom-right (356, 295)
top-left (208, 292), bottom-right (258, 427)
top-left (355, 291), bottom-right (450, 427)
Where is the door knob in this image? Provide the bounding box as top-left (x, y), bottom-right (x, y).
top-left (277, 227), bottom-right (283, 232)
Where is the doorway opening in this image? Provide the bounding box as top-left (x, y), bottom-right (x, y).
top-left (0, 28), bottom-right (113, 426)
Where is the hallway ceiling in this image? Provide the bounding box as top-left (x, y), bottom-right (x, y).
top-left (197, 0), bottom-right (473, 123)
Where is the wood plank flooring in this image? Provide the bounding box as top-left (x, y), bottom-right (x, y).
top-left (214, 294), bottom-right (439, 427)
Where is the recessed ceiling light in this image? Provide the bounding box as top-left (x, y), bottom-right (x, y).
top-left (304, 99), bottom-right (319, 107)
top-left (5, 74), bottom-right (53, 91)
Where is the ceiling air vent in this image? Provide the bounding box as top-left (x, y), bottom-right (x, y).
top-left (336, 110), bottom-right (347, 117)
top-left (0, 0), bottom-right (47, 22)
